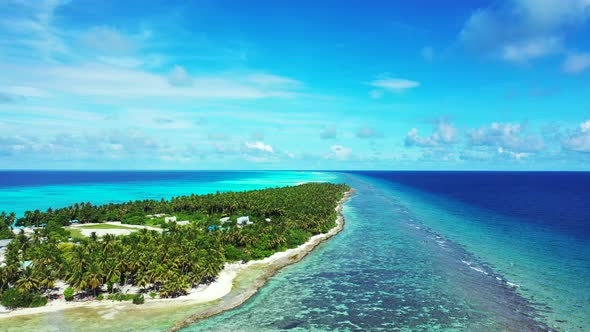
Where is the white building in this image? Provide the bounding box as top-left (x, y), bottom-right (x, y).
top-left (164, 216), bottom-right (177, 223)
top-left (265, 218), bottom-right (271, 222)
top-left (236, 216), bottom-right (249, 225)
top-left (220, 217), bottom-right (230, 223)
top-left (176, 220), bottom-right (190, 226)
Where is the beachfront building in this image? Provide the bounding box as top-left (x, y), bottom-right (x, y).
top-left (164, 216), bottom-right (177, 223)
top-left (237, 216), bottom-right (249, 225)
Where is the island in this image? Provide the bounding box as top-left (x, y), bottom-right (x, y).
top-left (0, 182), bottom-right (351, 321)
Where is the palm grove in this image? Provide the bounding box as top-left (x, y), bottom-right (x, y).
top-left (0, 183), bottom-right (349, 308)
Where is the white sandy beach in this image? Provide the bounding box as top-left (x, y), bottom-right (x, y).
top-left (69, 221), bottom-right (163, 237)
top-left (0, 191), bottom-right (353, 322)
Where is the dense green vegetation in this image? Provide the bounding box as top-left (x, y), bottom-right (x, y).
top-left (0, 183), bottom-right (349, 309)
top-left (0, 212), bottom-right (16, 240)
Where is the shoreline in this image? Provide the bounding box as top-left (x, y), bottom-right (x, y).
top-left (167, 189), bottom-right (353, 331)
top-left (0, 190), bottom-right (354, 328)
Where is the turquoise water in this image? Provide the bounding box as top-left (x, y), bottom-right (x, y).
top-left (0, 171), bottom-right (335, 216)
top-left (184, 173), bottom-right (557, 331)
top-left (1, 171), bottom-right (587, 331)
top-left (374, 179), bottom-right (590, 332)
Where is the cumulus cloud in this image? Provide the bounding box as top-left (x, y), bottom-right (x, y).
top-left (324, 145), bottom-right (352, 160)
top-left (562, 52), bottom-right (590, 73)
top-left (167, 65), bottom-right (193, 87)
top-left (0, 136), bottom-right (32, 155)
top-left (244, 141), bottom-right (273, 153)
top-left (320, 126), bottom-right (337, 139)
top-left (467, 122), bottom-right (545, 152)
top-left (497, 147), bottom-right (530, 159)
top-left (562, 119), bottom-right (590, 152)
top-left (459, 0), bottom-right (590, 63)
top-left (405, 119), bottom-right (458, 147)
top-left (406, 128), bottom-right (437, 147)
top-left (0, 130), bottom-right (162, 160)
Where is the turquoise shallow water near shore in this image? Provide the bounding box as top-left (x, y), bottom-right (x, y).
top-left (184, 173), bottom-right (557, 331)
top-left (0, 171), bottom-right (335, 216)
top-left (1, 171), bottom-right (588, 331)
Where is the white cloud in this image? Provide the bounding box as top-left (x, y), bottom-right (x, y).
top-left (369, 78), bottom-right (420, 92)
top-left (436, 120), bottom-right (459, 143)
top-left (459, 0), bottom-right (590, 63)
top-left (498, 147), bottom-right (529, 159)
top-left (406, 128), bottom-right (437, 147)
top-left (167, 65), bottom-right (193, 87)
top-left (405, 119), bottom-right (458, 147)
top-left (467, 122), bottom-right (545, 152)
top-left (0, 130), bottom-right (165, 161)
top-left (247, 74), bottom-right (302, 87)
top-left (0, 0), bottom-right (70, 59)
top-left (501, 36), bottom-right (562, 62)
top-left (83, 26), bottom-right (136, 55)
top-left (562, 52), bottom-right (590, 73)
top-left (0, 63), bottom-right (302, 99)
top-left (324, 145), bottom-right (352, 160)
top-left (562, 119), bottom-right (590, 152)
top-left (1, 86), bottom-right (52, 98)
top-left (515, 0), bottom-right (590, 28)
top-left (245, 141), bottom-right (273, 153)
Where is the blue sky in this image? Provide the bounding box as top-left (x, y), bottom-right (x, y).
top-left (1, 0), bottom-right (590, 170)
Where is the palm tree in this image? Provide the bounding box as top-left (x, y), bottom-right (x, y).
top-left (16, 267), bottom-right (41, 293)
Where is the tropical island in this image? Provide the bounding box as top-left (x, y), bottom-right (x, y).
top-left (0, 182), bottom-right (351, 315)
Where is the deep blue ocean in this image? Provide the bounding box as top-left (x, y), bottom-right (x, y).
top-left (0, 171), bottom-right (588, 331)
